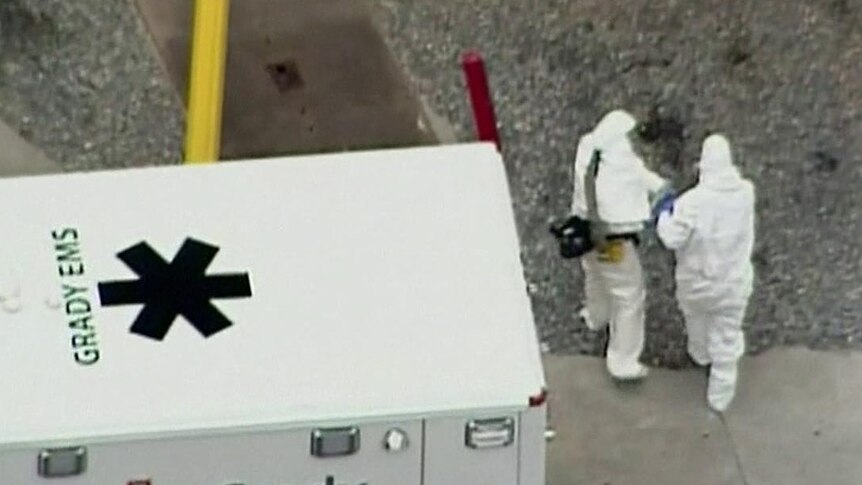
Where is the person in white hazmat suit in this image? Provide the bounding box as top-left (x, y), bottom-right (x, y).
top-left (655, 134), bottom-right (755, 412)
top-left (572, 110), bottom-right (668, 380)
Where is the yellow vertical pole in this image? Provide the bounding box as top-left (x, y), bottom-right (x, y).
top-left (184, 0), bottom-right (231, 164)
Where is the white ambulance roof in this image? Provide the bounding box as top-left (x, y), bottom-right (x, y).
top-left (0, 143), bottom-right (545, 448)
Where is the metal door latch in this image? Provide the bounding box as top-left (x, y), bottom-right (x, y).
top-left (38, 446), bottom-right (87, 477)
top-left (311, 426), bottom-right (361, 457)
top-left (465, 417), bottom-right (515, 449)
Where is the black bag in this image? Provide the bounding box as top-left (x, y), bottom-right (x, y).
top-left (549, 147), bottom-right (604, 259)
top-left (549, 215), bottom-right (594, 259)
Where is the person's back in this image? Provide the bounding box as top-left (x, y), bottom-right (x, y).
top-left (571, 112), bottom-right (666, 234)
top-left (673, 175), bottom-right (755, 303)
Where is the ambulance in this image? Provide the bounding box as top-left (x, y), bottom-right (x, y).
top-left (0, 143), bottom-right (548, 484)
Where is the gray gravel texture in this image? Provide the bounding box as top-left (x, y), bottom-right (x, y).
top-left (0, 0), bottom-right (183, 171)
top-left (372, 0), bottom-right (862, 367)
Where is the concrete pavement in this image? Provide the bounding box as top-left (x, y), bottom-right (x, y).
top-left (544, 348), bottom-right (862, 485)
top-left (0, 120), bottom-right (62, 178)
top-left (134, 0), bottom-right (439, 159)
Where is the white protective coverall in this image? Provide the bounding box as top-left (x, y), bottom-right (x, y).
top-left (656, 134), bottom-right (755, 412)
top-left (571, 110), bottom-right (667, 379)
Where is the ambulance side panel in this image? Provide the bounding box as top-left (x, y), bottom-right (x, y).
top-left (518, 406), bottom-right (547, 485)
top-left (1, 420), bottom-right (422, 485)
top-left (422, 413), bottom-right (520, 485)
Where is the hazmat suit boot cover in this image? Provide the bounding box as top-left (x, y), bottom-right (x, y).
top-left (708, 361), bottom-right (738, 413)
top-left (578, 306), bottom-right (604, 332)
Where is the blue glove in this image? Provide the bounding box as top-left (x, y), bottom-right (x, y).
top-left (651, 192), bottom-right (676, 221)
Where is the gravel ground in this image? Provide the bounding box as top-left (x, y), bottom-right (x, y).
top-left (372, 0), bottom-right (862, 366)
top-left (0, 0), bottom-right (183, 171)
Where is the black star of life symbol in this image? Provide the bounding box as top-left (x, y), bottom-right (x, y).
top-left (97, 238), bottom-right (252, 341)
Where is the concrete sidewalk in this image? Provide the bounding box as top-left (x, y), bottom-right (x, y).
top-left (0, 121), bottom-right (62, 178)
top-left (135, 0), bottom-right (439, 159)
top-left (544, 348), bottom-right (862, 485)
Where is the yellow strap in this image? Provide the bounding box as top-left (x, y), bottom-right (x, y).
top-left (597, 240), bottom-right (625, 263)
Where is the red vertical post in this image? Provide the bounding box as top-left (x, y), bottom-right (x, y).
top-left (461, 51), bottom-right (501, 151)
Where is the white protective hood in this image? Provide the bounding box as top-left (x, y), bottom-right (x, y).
top-left (698, 134), bottom-right (745, 191)
top-left (591, 110), bottom-right (655, 225)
